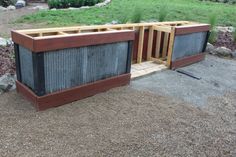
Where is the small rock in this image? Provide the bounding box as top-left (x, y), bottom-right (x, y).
top-left (214, 47), bottom-right (232, 57)
top-left (0, 73), bottom-right (16, 93)
top-left (80, 6), bottom-right (90, 9)
top-left (32, 5), bottom-right (48, 10)
top-left (0, 37), bottom-right (7, 46)
top-left (68, 7), bottom-right (78, 10)
top-left (7, 5), bottom-right (16, 10)
top-left (232, 51), bottom-right (236, 59)
top-left (111, 20), bottom-right (118, 24)
top-left (6, 38), bottom-right (13, 46)
top-left (15, 0), bottom-right (26, 9)
top-left (105, 20), bottom-right (119, 25)
top-left (95, 0), bottom-right (111, 7)
top-left (0, 6), bottom-right (7, 11)
top-left (205, 43), bottom-right (215, 54)
top-left (216, 26), bottom-right (234, 33)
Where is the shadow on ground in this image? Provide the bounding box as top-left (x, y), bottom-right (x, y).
top-left (132, 55), bottom-right (236, 107)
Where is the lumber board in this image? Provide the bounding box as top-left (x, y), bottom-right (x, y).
top-left (16, 21), bottom-right (192, 35)
top-left (147, 26), bottom-right (154, 60)
top-left (162, 32), bottom-right (170, 59)
top-left (167, 27), bottom-right (176, 68)
top-left (153, 26), bottom-right (172, 33)
top-left (137, 26), bottom-right (145, 63)
top-left (155, 31), bottom-right (162, 58)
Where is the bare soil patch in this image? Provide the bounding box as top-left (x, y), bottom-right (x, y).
top-left (214, 31), bottom-right (236, 51)
top-left (0, 87), bottom-right (235, 156)
top-left (0, 4), bottom-right (48, 38)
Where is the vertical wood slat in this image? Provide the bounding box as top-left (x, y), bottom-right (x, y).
top-left (162, 32), bottom-right (170, 59)
top-left (155, 31), bottom-right (162, 58)
top-left (147, 26), bottom-right (154, 60)
top-left (167, 27), bottom-right (176, 68)
top-left (137, 26), bottom-right (145, 63)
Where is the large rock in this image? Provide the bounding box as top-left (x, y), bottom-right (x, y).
top-left (0, 73), bottom-right (16, 93)
top-left (15, 0), bottom-right (26, 9)
top-left (216, 26), bottom-right (234, 33)
top-left (232, 51), bottom-right (236, 59)
top-left (0, 6), bottom-right (7, 11)
top-left (32, 5), bottom-right (48, 10)
top-left (205, 43), bottom-right (215, 54)
top-left (7, 5), bottom-right (16, 10)
top-left (95, 0), bottom-right (111, 7)
top-left (0, 37), bottom-right (7, 46)
top-left (214, 47), bottom-right (232, 57)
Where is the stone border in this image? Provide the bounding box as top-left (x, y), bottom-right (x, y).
top-left (51, 0), bottom-right (112, 10)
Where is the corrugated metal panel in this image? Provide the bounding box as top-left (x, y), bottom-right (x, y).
top-left (44, 42), bottom-right (129, 94)
top-left (19, 45), bottom-right (34, 89)
top-left (172, 32), bottom-right (207, 61)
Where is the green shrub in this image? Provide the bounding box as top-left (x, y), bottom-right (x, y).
top-left (208, 14), bottom-right (218, 43)
top-left (199, 0), bottom-right (236, 4)
top-left (119, 15), bottom-right (129, 24)
top-left (233, 27), bottom-right (236, 42)
top-left (48, 0), bottom-right (104, 9)
top-left (131, 7), bottom-right (142, 23)
top-left (158, 4), bottom-right (168, 22)
top-left (0, 0), bottom-right (17, 7)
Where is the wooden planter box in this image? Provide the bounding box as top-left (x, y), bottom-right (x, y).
top-left (11, 21), bottom-right (210, 110)
top-left (12, 30), bottom-right (134, 110)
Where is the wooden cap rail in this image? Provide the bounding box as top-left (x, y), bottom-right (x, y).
top-left (12, 21), bottom-right (210, 68)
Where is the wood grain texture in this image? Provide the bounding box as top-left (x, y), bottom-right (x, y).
top-left (167, 27), bottom-right (176, 67)
top-left (175, 24), bottom-right (210, 35)
top-left (171, 53), bottom-right (205, 69)
top-left (137, 26), bottom-right (145, 63)
top-left (16, 74), bottom-right (131, 111)
top-left (147, 26), bottom-right (154, 60)
top-left (12, 30), bottom-right (135, 53)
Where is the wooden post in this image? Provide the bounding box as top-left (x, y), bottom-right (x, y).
top-left (147, 26), bottom-right (154, 60)
top-left (167, 27), bottom-right (176, 68)
top-left (137, 26), bottom-right (145, 63)
top-left (155, 31), bottom-right (162, 58)
top-left (162, 32), bottom-right (170, 59)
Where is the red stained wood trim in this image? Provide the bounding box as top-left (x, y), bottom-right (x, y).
top-left (171, 53), bottom-right (205, 69)
top-left (16, 74), bottom-right (131, 111)
top-left (11, 31), bottom-right (34, 51)
top-left (175, 24), bottom-right (210, 35)
top-left (12, 31), bottom-right (135, 53)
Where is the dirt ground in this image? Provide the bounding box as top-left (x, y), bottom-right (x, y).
top-left (215, 31), bottom-right (236, 51)
top-left (0, 3), bottom-right (48, 38)
top-left (0, 86), bottom-right (236, 157)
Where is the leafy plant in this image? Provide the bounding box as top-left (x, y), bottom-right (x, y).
top-left (0, 0), bottom-right (17, 7)
top-left (233, 27), bottom-right (236, 42)
top-left (208, 14), bottom-right (218, 43)
top-left (131, 7), bottom-right (142, 23)
top-left (119, 15), bottom-right (129, 24)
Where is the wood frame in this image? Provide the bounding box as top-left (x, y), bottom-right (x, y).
top-left (12, 21), bottom-right (210, 66)
top-left (12, 21), bottom-right (211, 110)
top-left (16, 74), bottom-right (131, 111)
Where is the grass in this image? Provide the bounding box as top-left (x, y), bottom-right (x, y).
top-left (17, 0), bottom-right (236, 27)
top-left (208, 13), bottom-right (218, 43)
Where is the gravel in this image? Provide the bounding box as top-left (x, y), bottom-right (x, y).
top-left (0, 45), bottom-right (15, 77)
top-left (0, 86), bottom-right (236, 156)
